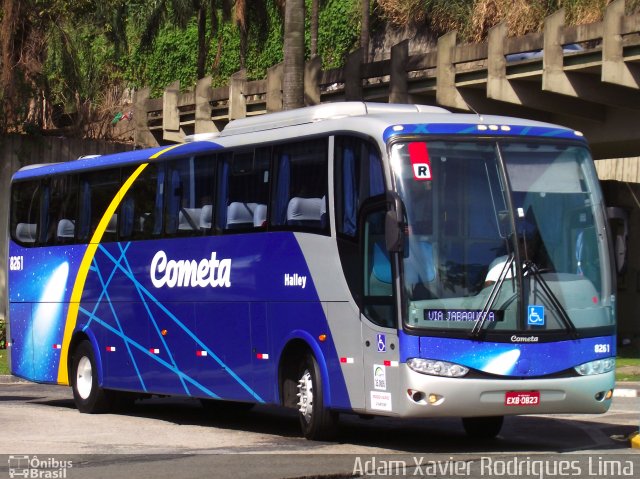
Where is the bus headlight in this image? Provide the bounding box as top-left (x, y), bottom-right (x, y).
top-left (407, 358), bottom-right (469, 378)
top-left (574, 358), bottom-right (615, 376)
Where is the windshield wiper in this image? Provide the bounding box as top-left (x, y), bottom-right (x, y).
top-left (523, 260), bottom-right (578, 338)
top-left (470, 254), bottom-right (515, 338)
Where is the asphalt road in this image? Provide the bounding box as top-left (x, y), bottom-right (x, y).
top-left (0, 379), bottom-right (638, 478)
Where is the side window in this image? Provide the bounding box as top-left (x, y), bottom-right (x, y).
top-left (11, 180), bottom-right (41, 246)
top-left (216, 149), bottom-right (270, 232)
top-left (362, 208), bottom-right (396, 328)
top-left (335, 136), bottom-right (385, 238)
top-left (271, 139), bottom-right (328, 232)
top-left (165, 155), bottom-right (215, 237)
top-left (78, 169), bottom-right (121, 243)
top-left (49, 175), bottom-right (79, 245)
top-left (120, 165), bottom-right (161, 241)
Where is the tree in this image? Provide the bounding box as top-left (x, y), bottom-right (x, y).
top-left (139, 0), bottom-right (222, 80)
top-left (0, 0), bottom-right (21, 129)
top-left (282, 0), bottom-right (305, 110)
top-left (235, 0), bottom-right (248, 69)
top-left (0, 0), bottom-right (53, 131)
top-left (361, 0), bottom-right (370, 62)
top-left (310, 0), bottom-right (319, 57)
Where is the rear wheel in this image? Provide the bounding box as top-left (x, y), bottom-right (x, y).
top-left (462, 416), bottom-right (504, 438)
top-left (71, 341), bottom-right (112, 413)
top-left (297, 353), bottom-right (338, 440)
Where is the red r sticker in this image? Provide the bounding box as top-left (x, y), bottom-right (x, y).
top-left (409, 142), bottom-right (432, 181)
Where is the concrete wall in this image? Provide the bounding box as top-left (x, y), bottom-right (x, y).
top-left (0, 135), bottom-right (132, 321)
top-left (600, 179), bottom-right (640, 347)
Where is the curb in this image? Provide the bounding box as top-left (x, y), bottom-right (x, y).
top-left (0, 375), bottom-right (27, 384)
top-left (614, 381), bottom-right (640, 398)
top-left (613, 388), bottom-right (638, 398)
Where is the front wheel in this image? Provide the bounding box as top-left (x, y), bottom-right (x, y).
top-left (297, 353), bottom-right (338, 440)
top-left (71, 340), bottom-right (112, 413)
top-left (462, 416), bottom-right (504, 438)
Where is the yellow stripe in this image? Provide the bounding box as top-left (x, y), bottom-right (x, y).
top-left (57, 143), bottom-right (183, 384)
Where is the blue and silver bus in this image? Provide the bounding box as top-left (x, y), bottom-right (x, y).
top-left (7, 102), bottom-right (616, 440)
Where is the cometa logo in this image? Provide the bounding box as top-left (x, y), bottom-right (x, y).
top-left (510, 335), bottom-right (539, 343)
top-left (150, 250), bottom-right (232, 288)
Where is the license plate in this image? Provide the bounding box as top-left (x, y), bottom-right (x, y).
top-left (505, 391), bottom-right (540, 406)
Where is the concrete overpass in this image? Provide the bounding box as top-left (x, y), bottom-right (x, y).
top-left (135, 0), bottom-right (640, 160)
top-left (77, 0), bottom-right (640, 344)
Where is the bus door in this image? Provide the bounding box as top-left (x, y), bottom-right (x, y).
top-left (360, 205), bottom-right (400, 414)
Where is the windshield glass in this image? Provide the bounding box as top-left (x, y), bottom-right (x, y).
top-left (391, 139), bottom-right (614, 338)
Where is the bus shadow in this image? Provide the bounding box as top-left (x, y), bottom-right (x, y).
top-left (335, 414), bottom-right (634, 453)
top-left (32, 398), bottom-right (77, 409)
top-left (31, 394), bottom-right (635, 453)
top-left (122, 398), bottom-right (304, 439)
top-left (0, 395), bottom-right (47, 402)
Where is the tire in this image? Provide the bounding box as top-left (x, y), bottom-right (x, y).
top-left (71, 340), bottom-right (112, 413)
top-left (296, 353), bottom-right (338, 441)
top-left (461, 416), bottom-right (504, 438)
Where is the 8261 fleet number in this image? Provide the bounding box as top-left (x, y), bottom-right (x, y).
top-left (9, 255), bottom-right (24, 271)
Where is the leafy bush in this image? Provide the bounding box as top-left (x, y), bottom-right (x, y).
top-left (0, 318), bottom-right (6, 350)
top-left (317, 0), bottom-right (360, 69)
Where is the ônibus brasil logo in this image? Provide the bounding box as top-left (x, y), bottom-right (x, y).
top-left (150, 250), bottom-right (231, 288)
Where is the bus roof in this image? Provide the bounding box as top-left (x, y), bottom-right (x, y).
top-left (12, 102), bottom-right (586, 182)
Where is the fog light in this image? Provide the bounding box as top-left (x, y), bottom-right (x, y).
top-left (595, 391), bottom-right (605, 401)
top-left (407, 389), bottom-right (425, 402)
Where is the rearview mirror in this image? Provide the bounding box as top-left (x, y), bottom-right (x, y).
top-left (607, 207), bottom-right (629, 275)
top-left (385, 193), bottom-right (404, 253)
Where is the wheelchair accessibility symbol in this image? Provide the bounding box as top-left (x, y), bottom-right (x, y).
top-left (527, 305), bottom-right (545, 326)
top-left (377, 334), bottom-right (386, 352)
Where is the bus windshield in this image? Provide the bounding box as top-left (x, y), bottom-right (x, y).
top-left (391, 139), bottom-right (614, 338)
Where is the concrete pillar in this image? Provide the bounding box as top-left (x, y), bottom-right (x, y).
top-left (305, 55), bottom-right (322, 106)
top-left (266, 63), bottom-right (283, 112)
top-left (345, 47), bottom-right (363, 101)
top-left (542, 9), bottom-right (575, 96)
top-left (436, 31), bottom-right (469, 110)
top-left (229, 69), bottom-right (247, 120)
top-left (389, 40), bottom-right (409, 104)
top-left (195, 76), bottom-right (218, 134)
top-left (487, 23), bottom-right (518, 103)
top-left (162, 81), bottom-right (183, 142)
top-left (133, 87), bottom-right (158, 147)
top-left (603, 0), bottom-right (639, 89)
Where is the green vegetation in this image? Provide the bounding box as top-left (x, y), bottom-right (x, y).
top-left (0, 350), bottom-right (8, 375)
top-left (616, 358), bottom-right (640, 382)
top-left (2, 0), bottom-right (639, 137)
top-left (616, 344), bottom-right (640, 382)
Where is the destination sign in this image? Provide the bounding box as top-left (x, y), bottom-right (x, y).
top-left (424, 309), bottom-right (504, 322)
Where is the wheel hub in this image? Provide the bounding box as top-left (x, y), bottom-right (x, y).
top-left (76, 356), bottom-right (93, 400)
top-left (297, 369), bottom-right (313, 423)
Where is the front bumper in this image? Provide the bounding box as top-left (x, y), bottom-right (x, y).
top-left (394, 365), bottom-right (615, 417)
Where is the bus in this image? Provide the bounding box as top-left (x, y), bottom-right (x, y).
top-left (7, 102), bottom-right (616, 440)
